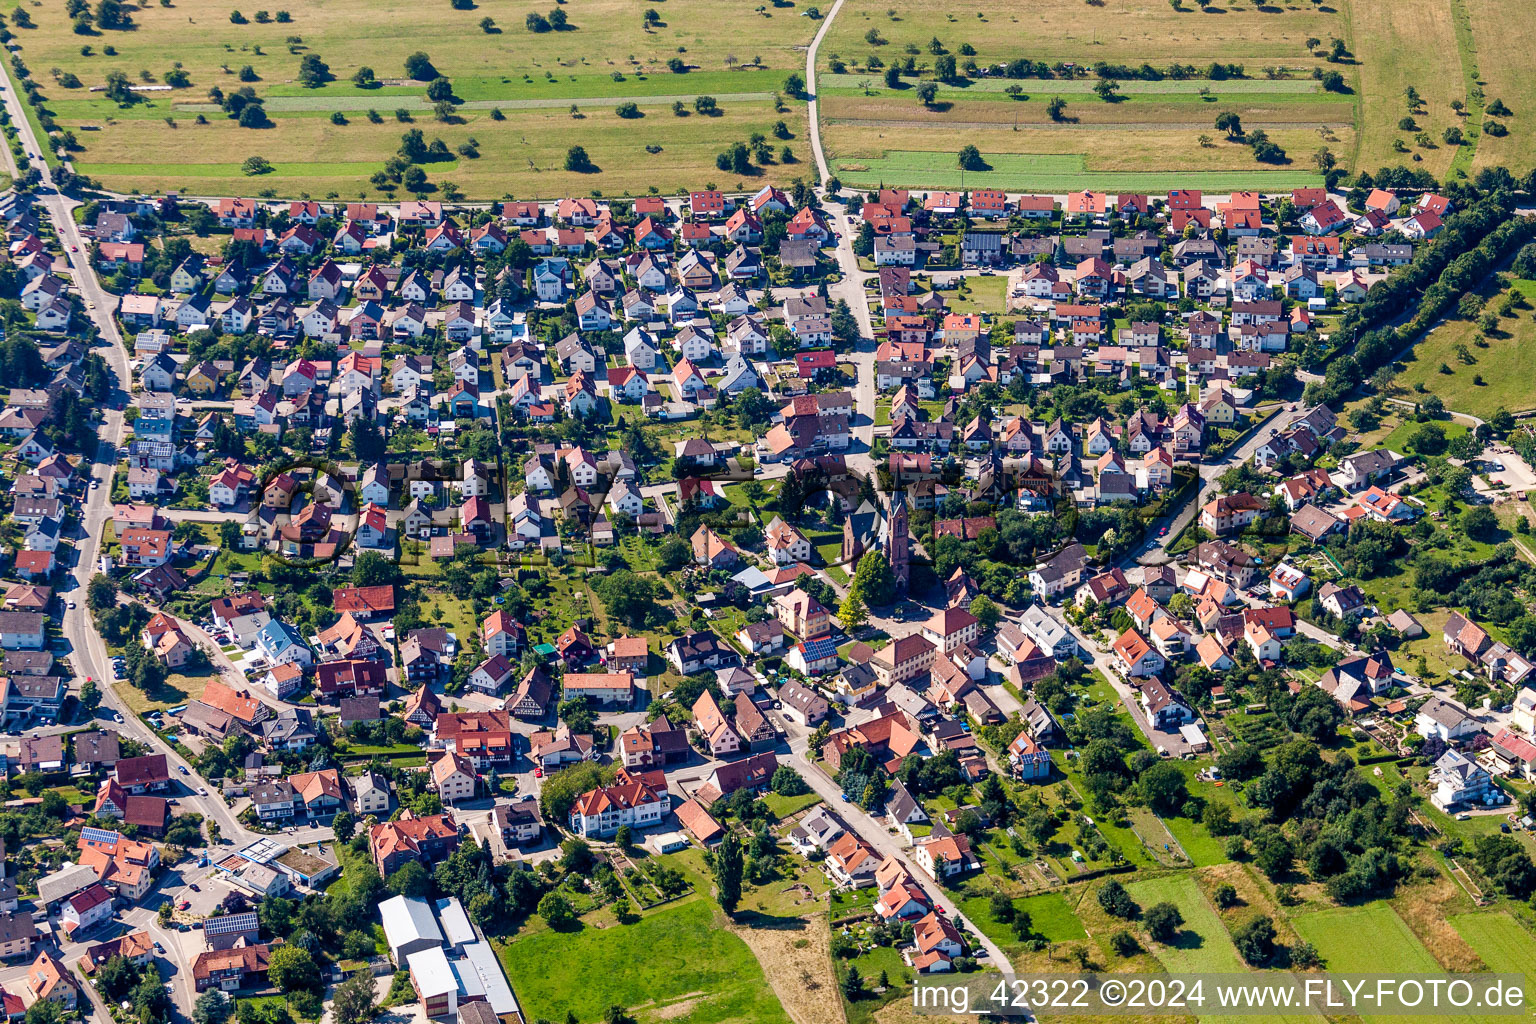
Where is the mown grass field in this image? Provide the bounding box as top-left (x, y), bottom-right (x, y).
top-left (495, 898), bottom-right (789, 1024)
top-left (1291, 901), bottom-right (1488, 1024)
top-left (1290, 900), bottom-right (1440, 971)
top-left (1125, 874), bottom-right (1244, 973)
top-left (1449, 912), bottom-right (1536, 1001)
top-left (830, 146), bottom-right (1327, 192)
top-left (10, 0), bottom-right (815, 197)
top-left (1393, 278), bottom-right (1536, 418)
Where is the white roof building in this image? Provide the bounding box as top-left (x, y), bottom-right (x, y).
top-left (380, 894), bottom-right (443, 965)
top-left (434, 896), bottom-right (475, 951)
top-left (406, 946), bottom-right (458, 1014)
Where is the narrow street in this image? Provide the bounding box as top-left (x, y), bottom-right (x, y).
top-left (780, 734), bottom-right (1014, 966)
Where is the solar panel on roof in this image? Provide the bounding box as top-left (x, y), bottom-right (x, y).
top-left (80, 826), bottom-right (121, 846)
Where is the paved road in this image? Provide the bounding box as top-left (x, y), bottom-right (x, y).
top-left (802, 0), bottom-right (846, 185)
top-left (0, 43), bottom-right (336, 895)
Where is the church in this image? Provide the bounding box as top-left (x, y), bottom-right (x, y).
top-left (841, 490), bottom-right (911, 592)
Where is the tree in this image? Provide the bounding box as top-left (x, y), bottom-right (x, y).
top-left (1215, 111), bottom-right (1242, 137)
top-left (1460, 505), bottom-right (1498, 541)
top-left (331, 810), bottom-right (354, 843)
top-left (565, 145), bottom-right (595, 172)
top-left (784, 71), bottom-right (805, 97)
top-left (989, 891), bottom-right (1015, 922)
top-left (842, 964), bottom-right (865, 1000)
top-left (192, 990), bottom-right (232, 1024)
top-left (968, 594), bottom-right (1001, 630)
top-left (839, 588), bottom-right (868, 631)
top-left (1094, 78), bottom-right (1120, 102)
top-left (297, 53), bottom-right (330, 87)
top-left (404, 52), bottom-right (435, 79)
top-left (852, 551), bottom-right (897, 607)
top-left (1143, 902), bottom-right (1183, 943)
top-left (1047, 96), bottom-right (1067, 121)
top-left (615, 825), bottom-right (633, 849)
top-left (1098, 879), bottom-right (1138, 919)
top-left (525, 11), bottom-right (550, 31)
top-left (387, 861), bottom-right (431, 898)
top-left (23, 1001), bottom-right (63, 1024)
top-left (1213, 883), bottom-right (1238, 909)
top-left (133, 973), bottom-right (171, 1024)
top-left (537, 890), bottom-right (575, 928)
top-left (87, 573), bottom-right (118, 611)
top-left (1232, 914), bottom-right (1276, 964)
top-left (714, 831), bottom-right (744, 914)
top-left (79, 678), bottom-right (101, 712)
top-left (267, 945), bottom-right (319, 993)
top-left (426, 77), bottom-right (454, 102)
top-left (1138, 761), bottom-right (1189, 813)
top-left (957, 144), bottom-right (985, 171)
top-left (916, 81), bottom-right (937, 106)
top-left (330, 973), bottom-right (374, 1024)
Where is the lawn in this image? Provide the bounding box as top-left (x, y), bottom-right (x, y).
top-left (762, 791), bottom-right (823, 820)
top-left (1289, 900), bottom-right (1442, 972)
top-left (958, 891), bottom-right (1086, 954)
top-left (495, 898), bottom-right (788, 1024)
top-left (838, 944), bottom-right (910, 1024)
top-left (116, 669), bottom-right (213, 715)
top-left (1162, 811), bottom-right (1232, 868)
top-left (1448, 912), bottom-right (1536, 1000)
top-left (1125, 874), bottom-right (1244, 973)
top-left (1393, 278), bottom-right (1536, 419)
top-left (13, 0), bottom-right (815, 198)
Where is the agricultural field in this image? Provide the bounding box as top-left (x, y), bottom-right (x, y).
top-left (9, 0), bottom-right (815, 197)
top-left (1462, 0), bottom-right (1536, 174)
top-left (817, 0), bottom-right (1347, 190)
top-left (813, 0), bottom-right (1536, 191)
top-left (1393, 277), bottom-right (1536, 419)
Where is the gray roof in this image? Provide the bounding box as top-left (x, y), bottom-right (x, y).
top-left (38, 863), bottom-right (100, 905)
top-left (379, 894), bottom-right (442, 950)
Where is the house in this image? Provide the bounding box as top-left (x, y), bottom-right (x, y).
top-left (825, 833), bottom-right (880, 888)
top-left (1491, 729), bottom-right (1536, 781)
top-left (777, 679), bottom-right (831, 725)
top-left (1429, 749), bottom-right (1498, 811)
top-left (921, 608), bottom-right (981, 653)
top-left (568, 778), bottom-right (668, 838)
top-left (690, 526), bottom-right (740, 569)
top-left (1317, 581), bottom-right (1367, 620)
top-left (369, 811), bottom-right (461, 876)
top-left (870, 633), bottom-right (936, 686)
top-left (1018, 604), bottom-right (1076, 659)
top-left (667, 631), bottom-right (740, 676)
top-left (25, 951), bottom-right (76, 1010)
top-left (1199, 493), bottom-right (1264, 535)
top-left (1416, 697), bottom-right (1479, 742)
top-left (912, 834), bottom-right (979, 880)
top-left (1113, 628), bottom-right (1165, 678)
